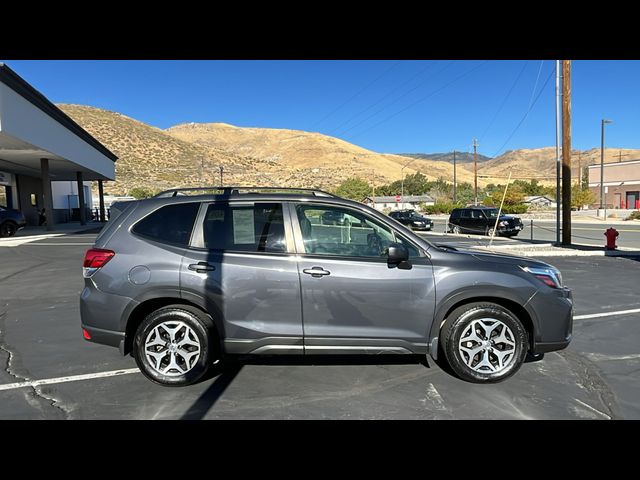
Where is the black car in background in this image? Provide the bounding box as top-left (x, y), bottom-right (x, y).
top-left (389, 209), bottom-right (434, 231)
top-left (0, 205), bottom-right (27, 237)
top-left (448, 206), bottom-right (523, 236)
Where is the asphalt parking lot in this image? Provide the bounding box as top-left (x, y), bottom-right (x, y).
top-left (1, 231), bottom-right (640, 419)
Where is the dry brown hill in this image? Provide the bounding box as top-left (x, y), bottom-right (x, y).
top-left (470, 147), bottom-right (640, 184)
top-left (166, 122), bottom-right (477, 186)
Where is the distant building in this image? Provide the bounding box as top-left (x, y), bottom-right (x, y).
top-left (523, 195), bottom-right (555, 208)
top-left (363, 195), bottom-right (435, 212)
top-left (588, 159), bottom-right (640, 209)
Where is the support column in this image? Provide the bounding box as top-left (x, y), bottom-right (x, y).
top-left (41, 158), bottom-right (55, 231)
top-left (76, 171), bottom-right (86, 225)
top-left (98, 180), bottom-right (106, 222)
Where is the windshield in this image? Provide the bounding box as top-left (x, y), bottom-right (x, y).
top-left (484, 209), bottom-right (499, 218)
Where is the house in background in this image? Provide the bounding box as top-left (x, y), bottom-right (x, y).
top-left (363, 194), bottom-right (435, 212)
top-left (523, 195), bottom-right (555, 208)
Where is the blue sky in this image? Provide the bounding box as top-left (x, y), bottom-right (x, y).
top-left (4, 60), bottom-right (640, 158)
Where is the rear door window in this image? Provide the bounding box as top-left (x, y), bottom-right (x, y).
top-left (201, 202), bottom-right (287, 253)
top-left (132, 202), bottom-right (200, 246)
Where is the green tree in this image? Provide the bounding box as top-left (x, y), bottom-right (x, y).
top-left (484, 184), bottom-right (526, 208)
top-left (334, 177), bottom-right (373, 201)
top-left (129, 187), bottom-right (156, 199)
top-left (571, 183), bottom-right (596, 210)
top-left (455, 182), bottom-right (475, 205)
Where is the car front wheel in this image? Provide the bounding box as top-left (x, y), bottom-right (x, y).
top-left (133, 306), bottom-right (218, 386)
top-left (441, 302), bottom-right (528, 383)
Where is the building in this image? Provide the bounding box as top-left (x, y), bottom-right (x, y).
top-left (523, 195), bottom-right (555, 208)
top-left (363, 195), bottom-right (435, 212)
top-left (0, 63), bottom-right (116, 229)
top-left (588, 159), bottom-right (640, 209)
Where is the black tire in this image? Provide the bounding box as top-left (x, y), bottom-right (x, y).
top-left (133, 305), bottom-right (219, 387)
top-left (486, 227), bottom-right (495, 237)
top-left (441, 302), bottom-right (528, 383)
top-left (0, 221), bottom-right (17, 238)
top-left (452, 225), bottom-right (461, 234)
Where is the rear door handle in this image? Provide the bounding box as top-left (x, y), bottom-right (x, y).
top-left (302, 266), bottom-right (330, 278)
top-left (188, 262), bottom-right (216, 273)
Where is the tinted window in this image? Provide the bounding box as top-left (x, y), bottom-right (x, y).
top-left (460, 209), bottom-right (472, 219)
top-left (202, 203), bottom-right (286, 253)
top-left (133, 202), bottom-right (200, 246)
top-left (450, 209), bottom-right (460, 219)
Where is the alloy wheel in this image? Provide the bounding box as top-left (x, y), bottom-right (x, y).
top-left (458, 318), bottom-right (516, 373)
top-left (144, 321), bottom-right (201, 376)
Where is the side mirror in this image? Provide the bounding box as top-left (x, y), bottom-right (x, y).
top-left (387, 242), bottom-right (409, 267)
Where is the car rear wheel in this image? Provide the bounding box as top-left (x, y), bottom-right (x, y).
top-left (0, 221), bottom-right (18, 237)
top-left (452, 225), bottom-right (460, 234)
top-left (441, 302), bottom-right (528, 383)
top-left (133, 306), bottom-right (219, 386)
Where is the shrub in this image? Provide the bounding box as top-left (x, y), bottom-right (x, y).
top-left (422, 202), bottom-right (463, 215)
top-left (627, 210), bottom-right (640, 221)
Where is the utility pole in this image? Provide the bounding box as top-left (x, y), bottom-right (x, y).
top-left (219, 165), bottom-right (224, 187)
top-left (453, 150), bottom-right (457, 203)
top-left (561, 60), bottom-right (572, 246)
top-left (473, 139), bottom-right (478, 206)
top-left (555, 60), bottom-right (561, 245)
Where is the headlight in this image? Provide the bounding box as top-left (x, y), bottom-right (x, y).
top-left (499, 221), bottom-right (508, 227)
top-left (413, 221), bottom-right (423, 225)
top-left (520, 265), bottom-right (563, 289)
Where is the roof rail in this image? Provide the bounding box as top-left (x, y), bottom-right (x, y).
top-left (153, 186), bottom-right (337, 198)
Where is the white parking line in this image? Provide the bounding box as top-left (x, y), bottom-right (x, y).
top-left (574, 308), bottom-right (640, 320)
top-left (0, 368), bottom-right (140, 392)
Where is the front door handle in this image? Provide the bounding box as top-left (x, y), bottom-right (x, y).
top-left (188, 262), bottom-right (216, 273)
top-left (302, 266), bottom-right (331, 278)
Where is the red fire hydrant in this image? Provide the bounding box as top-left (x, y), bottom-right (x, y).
top-left (605, 227), bottom-right (619, 250)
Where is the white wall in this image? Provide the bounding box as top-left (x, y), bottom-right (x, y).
top-left (51, 181), bottom-right (93, 209)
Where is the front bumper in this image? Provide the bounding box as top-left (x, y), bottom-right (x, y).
top-left (528, 286), bottom-right (573, 354)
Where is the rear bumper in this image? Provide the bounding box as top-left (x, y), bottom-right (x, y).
top-left (80, 282), bottom-right (136, 354)
top-left (81, 323), bottom-right (126, 354)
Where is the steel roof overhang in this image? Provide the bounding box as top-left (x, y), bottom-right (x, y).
top-left (0, 63), bottom-right (117, 181)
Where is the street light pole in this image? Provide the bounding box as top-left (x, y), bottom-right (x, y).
top-left (600, 119), bottom-right (613, 216)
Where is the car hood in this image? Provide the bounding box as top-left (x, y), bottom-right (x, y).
top-left (433, 244), bottom-right (550, 269)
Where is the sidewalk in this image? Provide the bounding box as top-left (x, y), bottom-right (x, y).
top-left (470, 242), bottom-right (640, 257)
top-left (12, 221), bottom-right (104, 237)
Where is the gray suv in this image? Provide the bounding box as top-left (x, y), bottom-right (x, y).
top-left (80, 187), bottom-right (573, 386)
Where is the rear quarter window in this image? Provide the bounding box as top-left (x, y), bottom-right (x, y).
top-left (132, 202), bottom-right (200, 246)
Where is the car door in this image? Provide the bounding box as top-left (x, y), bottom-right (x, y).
top-left (458, 208), bottom-right (471, 232)
top-left (290, 202), bottom-right (436, 354)
top-left (181, 200), bottom-right (304, 355)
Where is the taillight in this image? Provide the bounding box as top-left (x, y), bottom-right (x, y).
top-left (83, 248), bottom-right (115, 278)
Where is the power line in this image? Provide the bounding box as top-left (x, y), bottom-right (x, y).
top-left (329, 60), bottom-right (441, 136)
top-left (310, 60), bottom-right (402, 130)
top-left (347, 60), bottom-right (490, 141)
top-left (491, 65), bottom-right (555, 158)
top-left (478, 60), bottom-right (529, 143)
top-left (336, 61), bottom-right (455, 137)
top-left (526, 60), bottom-right (545, 112)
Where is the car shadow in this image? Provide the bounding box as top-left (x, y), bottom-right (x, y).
top-left (180, 363), bottom-right (243, 420)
